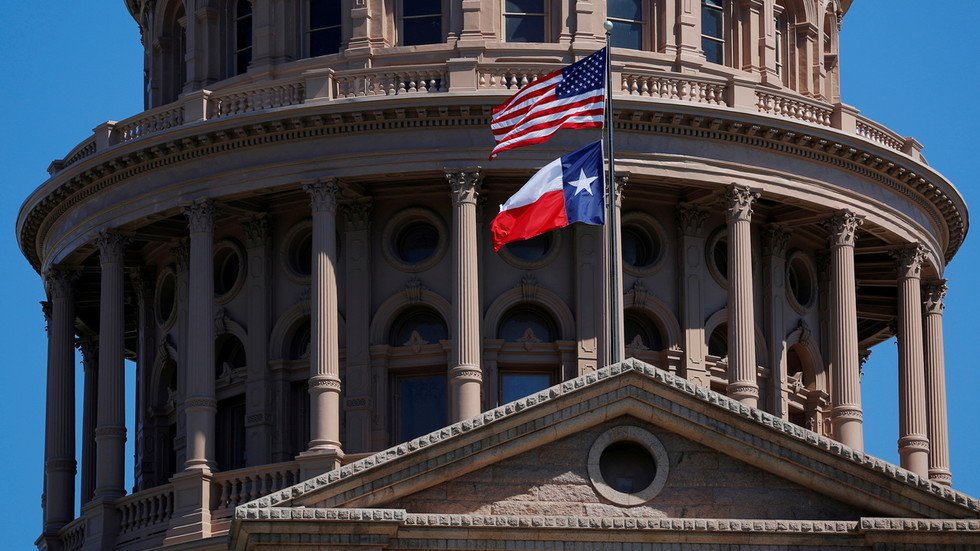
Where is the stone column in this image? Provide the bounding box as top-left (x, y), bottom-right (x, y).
top-left (131, 268), bottom-right (155, 491)
top-left (41, 268), bottom-right (78, 535)
top-left (78, 338), bottom-right (98, 506)
top-left (342, 202), bottom-right (374, 453)
top-left (94, 232), bottom-right (128, 500)
top-left (447, 169), bottom-right (483, 422)
top-left (923, 280), bottom-right (952, 485)
top-left (893, 245), bottom-right (930, 477)
top-left (723, 184), bottom-right (760, 407)
top-left (171, 242), bottom-right (190, 471)
top-left (761, 224), bottom-right (789, 418)
top-left (677, 204), bottom-right (710, 387)
top-left (243, 216), bottom-right (272, 466)
top-left (299, 179), bottom-right (343, 474)
top-left (574, 223), bottom-right (601, 376)
top-left (825, 211), bottom-right (864, 450)
top-left (182, 200), bottom-right (217, 472)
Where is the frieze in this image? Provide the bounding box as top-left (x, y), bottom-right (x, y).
top-left (19, 102), bottom-right (964, 274)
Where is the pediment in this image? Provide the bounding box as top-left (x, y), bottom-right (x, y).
top-left (234, 360), bottom-right (979, 537)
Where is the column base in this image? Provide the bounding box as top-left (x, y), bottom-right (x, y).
top-left (297, 448), bottom-right (344, 480)
top-left (163, 469), bottom-right (215, 546)
top-left (80, 498), bottom-right (120, 551)
top-left (726, 382), bottom-right (759, 408)
top-left (929, 468), bottom-right (952, 486)
top-left (898, 436), bottom-right (930, 478)
top-left (831, 407), bottom-right (864, 452)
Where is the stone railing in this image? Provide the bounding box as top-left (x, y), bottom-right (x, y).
top-left (212, 461), bottom-right (302, 518)
top-left (115, 484), bottom-right (175, 545)
top-left (334, 66), bottom-right (448, 98)
top-left (756, 90), bottom-right (833, 127)
top-left (856, 117), bottom-right (905, 153)
top-left (478, 64), bottom-right (558, 90)
top-left (621, 72), bottom-right (728, 105)
top-left (58, 138), bottom-right (97, 171)
top-left (59, 516), bottom-right (86, 551)
top-left (115, 104), bottom-right (185, 144)
top-left (209, 81), bottom-right (306, 118)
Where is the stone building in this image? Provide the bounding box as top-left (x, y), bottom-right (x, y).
top-left (18, 0), bottom-right (980, 549)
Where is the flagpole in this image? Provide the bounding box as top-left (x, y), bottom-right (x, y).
top-left (603, 22), bottom-right (622, 365)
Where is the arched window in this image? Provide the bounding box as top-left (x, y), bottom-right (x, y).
top-left (504, 0), bottom-right (546, 43)
top-left (401, 0), bottom-right (443, 45)
top-left (774, 10), bottom-right (785, 79)
top-left (707, 323), bottom-right (728, 358)
top-left (498, 305), bottom-right (557, 343)
top-left (624, 310), bottom-right (665, 353)
top-left (309, 0), bottom-right (342, 57)
top-left (215, 333), bottom-right (247, 379)
top-left (389, 307), bottom-right (449, 347)
top-left (497, 305), bottom-right (559, 403)
top-left (162, 1), bottom-right (187, 104)
top-left (608, 0), bottom-right (643, 50)
top-left (701, 0), bottom-right (725, 64)
top-left (822, 8), bottom-right (839, 100)
top-left (234, 0), bottom-right (253, 75)
top-left (288, 318), bottom-right (311, 360)
top-left (154, 359), bottom-right (179, 483)
top-left (214, 333), bottom-right (247, 470)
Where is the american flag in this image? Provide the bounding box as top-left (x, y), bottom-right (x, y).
top-left (489, 48), bottom-right (606, 159)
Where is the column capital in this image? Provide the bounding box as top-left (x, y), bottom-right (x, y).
top-left (822, 210), bottom-right (864, 247)
top-left (614, 174), bottom-right (629, 208)
top-left (761, 224), bottom-right (790, 257)
top-left (446, 168), bottom-right (482, 205)
top-left (677, 203), bottom-right (709, 237)
top-left (182, 198), bottom-right (217, 233)
top-left (923, 279), bottom-right (948, 315)
top-left (43, 266), bottom-right (80, 300)
top-left (340, 201), bottom-right (373, 231)
top-left (40, 300), bottom-right (51, 328)
top-left (95, 231), bottom-right (129, 264)
top-left (76, 337), bottom-right (99, 372)
top-left (722, 184), bottom-right (760, 223)
top-left (242, 214), bottom-right (270, 248)
top-left (892, 244), bottom-right (927, 280)
top-left (304, 178), bottom-right (340, 214)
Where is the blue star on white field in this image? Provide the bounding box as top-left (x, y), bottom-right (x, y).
top-left (568, 169), bottom-right (598, 196)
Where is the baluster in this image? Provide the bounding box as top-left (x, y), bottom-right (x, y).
top-left (219, 479), bottom-right (230, 509)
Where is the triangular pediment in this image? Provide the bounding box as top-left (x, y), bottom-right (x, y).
top-left (233, 360), bottom-right (979, 547)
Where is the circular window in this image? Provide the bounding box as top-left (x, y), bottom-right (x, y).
top-left (382, 208), bottom-right (448, 272)
top-left (620, 213), bottom-right (666, 276)
top-left (499, 232), bottom-right (560, 269)
top-left (786, 253), bottom-right (816, 312)
top-left (155, 269), bottom-right (177, 329)
top-left (587, 426), bottom-right (669, 506)
top-left (213, 240), bottom-right (245, 302)
top-left (283, 221), bottom-right (313, 280)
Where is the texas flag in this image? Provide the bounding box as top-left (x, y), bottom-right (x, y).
top-left (491, 141), bottom-right (605, 251)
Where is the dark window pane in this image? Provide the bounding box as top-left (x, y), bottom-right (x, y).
top-left (404, 0), bottom-right (441, 17)
top-left (396, 221), bottom-right (439, 264)
top-left (403, 16), bottom-right (443, 46)
top-left (505, 15), bottom-right (545, 42)
top-left (624, 313), bottom-right (664, 351)
top-left (704, 0), bottom-right (724, 8)
top-left (236, 49), bottom-right (252, 75)
top-left (501, 372), bottom-right (552, 403)
top-left (599, 441), bottom-right (656, 494)
top-left (390, 309), bottom-right (449, 347)
top-left (504, 233), bottom-right (551, 262)
top-left (499, 307), bottom-right (556, 342)
top-left (703, 38), bottom-right (724, 63)
top-left (713, 237), bottom-right (727, 278)
top-left (311, 0), bottom-right (341, 28)
top-left (310, 27), bottom-right (342, 56)
top-left (506, 0), bottom-right (544, 12)
top-left (708, 324), bottom-right (727, 357)
top-left (236, 0), bottom-right (251, 17)
top-left (216, 395), bottom-right (246, 470)
top-left (622, 226), bottom-right (660, 267)
top-left (610, 21), bottom-right (643, 49)
top-left (237, 18), bottom-right (252, 44)
top-left (608, 0), bottom-right (641, 21)
top-left (702, 7), bottom-right (723, 38)
top-left (398, 375), bottom-right (447, 441)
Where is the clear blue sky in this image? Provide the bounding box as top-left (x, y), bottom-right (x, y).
top-left (1, 1), bottom-right (977, 545)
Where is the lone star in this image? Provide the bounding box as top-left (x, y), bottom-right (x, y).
top-left (568, 169), bottom-right (598, 196)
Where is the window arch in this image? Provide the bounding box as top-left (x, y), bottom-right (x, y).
top-left (822, 6), bottom-right (840, 101)
top-left (308, 0), bottom-right (342, 57)
top-left (288, 318), bottom-right (312, 360)
top-left (496, 304), bottom-right (560, 404)
top-left (389, 307), bottom-right (449, 348)
top-left (498, 304), bottom-right (557, 343)
top-left (624, 309), bottom-right (665, 353)
top-left (234, 0), bottom-right (253, 75)
top-left (215, 333), bottom-right (247, 379)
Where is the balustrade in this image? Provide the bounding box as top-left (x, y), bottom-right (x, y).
top-left (756, 91), bottom-right (833, 127)
top-left (856, 119), bottom-right (905, 152)
top-left (478, 66), bottom-right (556, 90)
top-left (116, 486), bottom-right (175, 537)
top-left (621, 73), bottom-right (728, 105)
top-left (116, 106), bottom-right (185, 143)
top-left (212, 462), bottom-right (302, 515)
top-left (334, 68), bottom-right (447, 98)
top-left (209, 82), bottom-right (306, 118)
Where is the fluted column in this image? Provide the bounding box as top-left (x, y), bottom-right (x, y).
top-left (78, 338), bottom-right (98, 506)
top-left (894, 244), bottom-right (930, 476)
top-left (723, 184), bottom-right (760, 407)
top-left (182, 200), bottom-right (216, 471)
top-left (42, 268), bottom-right (78, 533)
top-left (303, 180), bottom-right (342, 457)
top-left (923, 280), bottom-right (952, 485)
top-left (94, 232), bottom-right (128, 499)
top-left (824, 211), bottom-right (865, 450)
top-left (447, 169), bottom-right (483, 422)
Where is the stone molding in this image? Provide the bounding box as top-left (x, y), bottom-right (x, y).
top-left (823, 209), bottom-right (864, 247)
top-left (304, 178), bottom-right (340, 214)
top-left (237, 360), bottom-right (980, 518)
top-left (761, 224), bottom-right (790, 257)
top-left (242, 214), bottom-right (270, 249)
top-left (18, 99), bottom-right (965, 273)
top-left (676, 203), bottom-right (708, 237)
top-left (340, 201), bottom-right (372, 231)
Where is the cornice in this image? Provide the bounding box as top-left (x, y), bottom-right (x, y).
top-left (16, 96), bottom-right (967, 272)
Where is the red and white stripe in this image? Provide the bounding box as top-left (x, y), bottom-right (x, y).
top-left (489, 72), bottom-right (605, 159)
